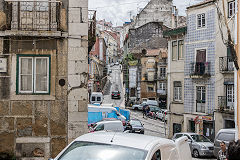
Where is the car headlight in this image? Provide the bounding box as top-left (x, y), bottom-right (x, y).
top-left (201, 145), bottom-right (207, 149)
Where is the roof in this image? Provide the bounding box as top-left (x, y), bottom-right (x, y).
top-left (187, 0), bottom-right (216, 9)
top-left (75, 132), bottom-right (174, 150)
top-left (163, 26), bottom-right (187, 37)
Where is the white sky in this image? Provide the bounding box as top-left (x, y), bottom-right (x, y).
top-left (89, 0), bottom-right (204, 26)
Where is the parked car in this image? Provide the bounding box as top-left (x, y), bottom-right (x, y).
top-left (89, 120), bottom-right (124, 133)
top-left (157, 109), bottom-right (168, 121)
top-left (129, 119), bottom-right (144, 134)
top-left (213, 128), bottom-right (236, 157)
top-left (132, 100), bottom-right (159, 110)
top-left (132, 103), bottom-right (146, 110)
top-left (51, 132), bottom-right (192, 160)
top-left (172, 132), bottom-right (214, 158)
top-left (111, 91), bottom-right (121, 99)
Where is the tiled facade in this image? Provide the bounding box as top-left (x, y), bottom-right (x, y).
top-left (184, 8), bottom-right (216, 114)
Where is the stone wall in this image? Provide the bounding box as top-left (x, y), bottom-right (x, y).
top-left (0, 39), bottom-right (68, 159)
top-left (129, 22), bottom-right (168, 50)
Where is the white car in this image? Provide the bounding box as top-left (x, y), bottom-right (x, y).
top-left (52, 132), bottom-right (192, 160)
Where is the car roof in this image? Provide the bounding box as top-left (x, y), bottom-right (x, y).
top-left (217, 128), bottom-right (236, 133)
top-left (75, 132), bottom-right (175, 150)
top-left (175, 132), bottom-right (198, 136)
top-left (96, 121), bottom-right (122, 125)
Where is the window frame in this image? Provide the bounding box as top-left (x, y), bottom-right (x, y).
top-left (228, 1), bottom-right (235, 18)
top-left (178, 40), bottom-right (184, 60)
top-left (173, 81), bottom-right (182, 101)
top-left (16, 55), bottom-right (51, 95)
top-left (197, 13), bottom-right (206, 29)
top-left (172, 41), bottom-right (177, 61)
top-left (159, 82), bottom-right (166, 92)
top-left (160, 67), bottom-right (166, 78)
top-left (148, 86), bottom-right (154, 92)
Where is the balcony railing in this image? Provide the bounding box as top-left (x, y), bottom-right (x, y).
top-left (190, 62), bottom-right (211, 78)
top-left (6, 1), bottom-right (60, 31)
top-left (219, 57), bottom-right (234, 73)
top-left (218, 96), bottom-right (234, 112)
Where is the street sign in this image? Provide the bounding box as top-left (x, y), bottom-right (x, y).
top-left (0, 58), bottom-right (7, 72)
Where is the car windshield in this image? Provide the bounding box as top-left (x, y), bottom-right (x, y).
top-left (112, 91), bottom-right (119, 94)
top-left (130, 120), bottom-right (142, 127)
top-left (58, 141), bottom-right (147, 160)
top-left (190, 135), bottom-right (211, 142)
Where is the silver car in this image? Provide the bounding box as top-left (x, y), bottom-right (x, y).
top-left (172, 132), bottom-right (214, 158)
top-left (213, 128), bottom-right (236, 157)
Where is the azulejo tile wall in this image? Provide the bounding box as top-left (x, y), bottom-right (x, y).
top-left (184, 8), bottom-right (216, 114)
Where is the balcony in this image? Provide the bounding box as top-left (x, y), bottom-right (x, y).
top-left (5, 1), bottom-right (61, 31)
top-left (157, 74), bottom-right (167, 80)
top-left (219, 57), bottom-right (234, 73)
top-left (190, 62), bottom-right (211, 78)
top-left (218, 96), bottom-right (234, 112)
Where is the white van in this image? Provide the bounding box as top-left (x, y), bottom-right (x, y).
top-left (91, 121), bottom-right (124, 132)
top-left (90, 92), bottom-right (103, 104)
top-left (88, 105), bottom-right (126, 121)
top-left (146, 100), bottom-right (158, 107)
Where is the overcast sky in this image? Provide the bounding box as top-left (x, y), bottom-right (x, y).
top-left (89, 0), bottom-right (204, 26)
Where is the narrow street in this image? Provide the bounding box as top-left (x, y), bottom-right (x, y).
top-left (102, 64), bottom-right (216, 160)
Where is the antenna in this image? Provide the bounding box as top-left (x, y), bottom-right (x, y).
top-left (110, 132), bottom-right (117, 142)
top-left (128, 10), bottom-right (133, 20)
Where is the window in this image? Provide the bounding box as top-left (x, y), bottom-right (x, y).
top-left (94, 124), bottom-right (104, 131)
top-left (178, 40), bottom-right (184, 59)
top-left (174, 134), bottom-right (183, 139)
top-left (160, 67), bottom-right (166, 78)
top-left (91, 96), bottom-right (96, 101)
top-left (197, 13), bottom-right (206, 28)
top-left (196, 86), bottom-right (206, 113)
top-left (97, 97), bottom-right (101, 102)
top-left (227, 85), bottom-right (234, 109)
top-left (172, 41), bottom-right (177, 60)
top-left (148, 86), bottom-right (154, 92)
top-left (159, 82), bottom-right (166, 92)
top-left (17, 56), bottom-right (50, 94)
top-left (174, 81), bottom-right (182, 101)
top-left (151, 149), bottom-right (161, 160)
top-left (196, 86), bottom-right (206, 103)
top-left (228, 1), bottom-right (235, 18)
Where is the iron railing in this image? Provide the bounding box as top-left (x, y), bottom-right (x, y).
top-left (190, 62), bottom-right (211, 77)
top-left (218, 96), bottom-right (234, 111)
top-left (219, 57), bottom-right (234, 72)
top-left (6, 1), bottom-right (60, 31)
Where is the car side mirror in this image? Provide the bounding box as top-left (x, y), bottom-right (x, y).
top-left (187, 139), bottom-right (192, 143)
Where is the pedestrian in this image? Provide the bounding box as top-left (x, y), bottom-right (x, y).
top-left (146, 105), bottom-right (150, 117)
top-left (142, 104), bottom-right (147, 118)
top-left (217, 141), bottom-right (227, 160)
top-left (227, 140), bottom-right (240, 160)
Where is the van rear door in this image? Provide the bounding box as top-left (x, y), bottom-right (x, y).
top-left (175, 136), bottom-right (192, 160)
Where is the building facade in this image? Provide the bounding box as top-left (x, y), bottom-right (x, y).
top-left (164, 26), bottom-right (187, 137)
top-left (133, 0), bottom-right (173, 28)
top-left (0, 0), bottom-right (89, 158)
top-left (184, 0), bottom-right (235, 140)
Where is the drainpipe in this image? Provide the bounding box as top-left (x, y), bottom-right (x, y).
top-left (234, 0), bottom-right (239, 140)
